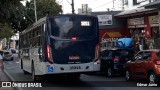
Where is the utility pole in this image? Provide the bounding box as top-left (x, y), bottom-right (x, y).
top-left (34, 0), bottom-right (37, 22)
top-left (113, 0), bottom-right (114, 10)
top-left (71, 0), bottom-right (75, 14)
top-left (122, 0), bottom-right (124, 11)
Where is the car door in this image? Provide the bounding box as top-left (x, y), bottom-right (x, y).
top-left (133, 51), bottom-right (151, 78)
top-left (132, 51), bottom-right (144, 77)
top-left (138, 51), bottom-right (151, 78)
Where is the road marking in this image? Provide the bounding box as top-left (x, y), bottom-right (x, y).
top-left (6, 66), bottom-right (19, 70)
top-left (15, 61), bottom-right (19, 63)
top-left (8, 62), bottom-right (13, 64)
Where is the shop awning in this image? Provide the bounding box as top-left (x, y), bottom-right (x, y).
top-left (102, 32), bottom-right (123, 38)
top-left (115, 8), bottom-right (157, 18)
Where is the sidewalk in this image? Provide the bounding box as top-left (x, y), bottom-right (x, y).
top-left (0, 69), bottom-right (16, 90)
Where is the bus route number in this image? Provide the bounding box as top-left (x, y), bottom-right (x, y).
top-left (70, 66), bottom-right (81, 70)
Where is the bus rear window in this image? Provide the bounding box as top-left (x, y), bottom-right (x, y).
top-left (48, 17), bottom-right (97, 38)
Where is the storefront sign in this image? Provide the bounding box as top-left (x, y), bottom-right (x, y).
top-left (128, 25), bottom-right (147, 28)
top-left (128, 17), bottom-right (144, 25)
top-left (136, 25), bottom-right (147, 28)
top-left (102, 38), bottom-right (118, 42)
top-left (150, 24), bottom-right (159, 27)
top-left (149, 15), bottom-right (159, 27)
top-left (149, 15), bottom-right (159, 24)
top-left (97, 15), bottom-right (112, 26)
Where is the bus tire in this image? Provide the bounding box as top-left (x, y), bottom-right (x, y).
top-left (21, 60), bottom-right (29, 74)
top-left (32, 62), bottom-right (39, 82)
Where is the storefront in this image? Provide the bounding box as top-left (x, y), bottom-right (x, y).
top-left (115, 8), bottom-right (159, 49)
top-left (144, 1), bottom-right (160, 49)
top-left (99, 29), bottom-right (128, 50)
top-left (91, 11), bottom-right (129, 51)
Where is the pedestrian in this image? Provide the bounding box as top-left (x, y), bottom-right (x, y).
top-left (0, 54), bottom-right (4, 70)
top-left (135, 37), bottom-right (140, 52)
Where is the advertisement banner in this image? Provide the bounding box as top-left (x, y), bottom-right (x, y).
top-left (97, 15), bottom-right (112, 26)
top-left (127, 17), bottom-right (144, 25)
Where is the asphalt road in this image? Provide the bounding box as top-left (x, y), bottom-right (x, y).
top-left (0, 63), bottom-right (16, 90)
top-left (2, 54), bottom-right (160, 90)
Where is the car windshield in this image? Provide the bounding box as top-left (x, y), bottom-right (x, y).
top-left (4, 52), bottom-right (12, 55)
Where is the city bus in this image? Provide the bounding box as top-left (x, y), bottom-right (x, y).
top-left (19, 14), bottom-right (100, 81)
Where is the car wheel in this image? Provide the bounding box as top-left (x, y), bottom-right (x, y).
top-left (149, 72), bottom-right (157, 84)
top-left (125, 70), bottom-right (132, 81)
top-left (107, 67), bottom-right (114, 77)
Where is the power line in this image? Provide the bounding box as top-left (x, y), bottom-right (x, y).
top-left (92, 1), bottom-right (114, 10)
top-left (86, 0), bottom-right (98, 5)
top-left (67, 0), bottom-right (71, 5)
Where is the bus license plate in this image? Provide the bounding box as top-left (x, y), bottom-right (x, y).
top-left (70, 66), bottom-right (81, 70)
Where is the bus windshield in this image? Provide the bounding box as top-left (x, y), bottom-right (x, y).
top-left (48, 16), bottom-right (97, 38)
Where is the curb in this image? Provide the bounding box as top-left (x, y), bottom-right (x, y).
top-left (4, 69), bottom-right (23, 90)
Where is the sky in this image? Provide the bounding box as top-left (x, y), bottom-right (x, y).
top-left (20, 0), bottom-right (124, 14)
top-left (56, 0), bottom-right (124, 14)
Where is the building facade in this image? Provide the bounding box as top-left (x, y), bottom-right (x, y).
top-left (91, 11), bottom-right (129, 50)
top-left (145, 0), bottom-right (160, 49)
top-left (115, 8), bottom-right (159, 49)
top-left (124, 0), bottom-right (158, 10)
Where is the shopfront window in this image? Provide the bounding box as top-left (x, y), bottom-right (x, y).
top-left (130, 28), bottom-right (146, 51)
top-left (152, 27), bottom-right (159, 38)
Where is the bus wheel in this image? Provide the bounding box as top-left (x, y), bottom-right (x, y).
top-left (32, 63), bottom-right (39, 82)
top-left (21, 60), bottom-right (29, 74)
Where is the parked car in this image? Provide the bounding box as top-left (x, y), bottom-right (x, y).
top-left (100, 47), bottom-right (134, 77)
top-left (3, 51), bottom-right (14, 61)
top-left (9, 48), bottom-right (17, 53)
top-left (125, 49), bottom-right (160, 84)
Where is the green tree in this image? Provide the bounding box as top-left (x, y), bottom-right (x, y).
top-left (24, 0), bottom-right (62, 26)
top-left (0, 23), bottom-right (14, 39)
top-left (0, 0), bottom-right (24, 38)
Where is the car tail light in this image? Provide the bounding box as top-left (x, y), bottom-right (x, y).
top-left (113, 56), bottom-right (120, 62)
top-left (47, 44), bottom-right (53, 64)
top-left (71, 37), bottom-right (77, 40)
top-left (154, 59), bottom-right (160, 65)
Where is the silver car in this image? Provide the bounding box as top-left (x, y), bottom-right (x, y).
top-left (3, 51), bottom-right (14, 61)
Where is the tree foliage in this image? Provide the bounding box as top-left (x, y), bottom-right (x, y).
top-left (0, 0), bottom-right (62, 39)
top-left (0, 0), bottom-right (24, 39)
top-left (0, 23), bottom-right (14, 39)
top-left (23, 0), bottom-right (62, 30)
